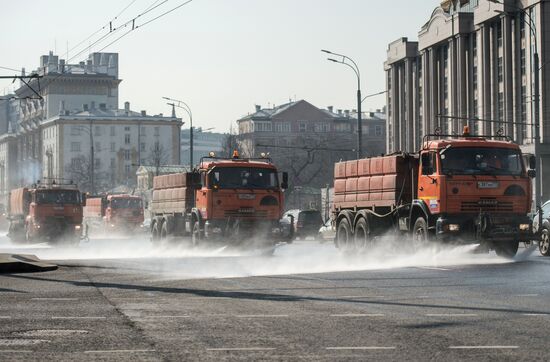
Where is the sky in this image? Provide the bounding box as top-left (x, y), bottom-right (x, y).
top-left (0, 0), bottom-right (436, 132)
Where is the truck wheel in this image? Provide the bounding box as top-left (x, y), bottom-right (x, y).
top-left (160, 222), bottom-right (169, 240)
top-left (539, 229), bottom-right (550, 256)
top-left (192, 221), bottom-right (202, 247)
top-left (354, 217), bottom-right (370, 250)
top-left (336, 218), bottom-right (352, 251)
top-left (494, 241), bottom-right (519, 258)
top-left (151, 221), bottom-right (161, 244)
top-left (412, 217), bottom-right (429, 249)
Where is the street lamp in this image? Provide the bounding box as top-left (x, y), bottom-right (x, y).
top-left (322, 49), bottom-right (363, 159)
top-left (490, 0), bottom-right (542, 209)
top-left (163, 96), bottom-right (193, 167)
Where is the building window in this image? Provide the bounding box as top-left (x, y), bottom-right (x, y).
top-left (375, 125), bottom-right (383, 136)
top-left (363, 125), bottom-right (369, 135)
top-left (110, 158), bottom-right (115, 168)
top-left (70, 142), bottom-right (81, 152)
top-left (95, 142), bottom-right (101, 152)
top-left (154, 126), bottom-right (160, 136)
top-left (254, 121), bottom-right (272, 132)
top-left (298, 121), bottom-right (307, 132)
top-left (110, 126), bottom-right (115, 136)
top-left (314, 123), bottom-right (330, 133)
top-left (94, 125), bottom-right (101, 136)
top-left (498, 57), bottom-right (503, 83)
top-left (124, 149), bottom-right (131, 161)
top-left (520, 49), bottom-right (526, 75)
top-left (125, 134), bottom-right (131, 144)
top-left (274, 122), bottom-right (291, 133)
top-left (94, 158), bottom-right (101, 168)
top-left (140, 142), bottom-right (146, 152)
top-left (334, 123), bottom-right (351, 132)
top-left (125, 164), bottom-right (131, 176)
top-left (124, 126), bottom-right (131, 132)
top-left (71, 158), bottom-right (80, 168)
top-left (497, 23), bottom-right (503, 48)
top-left (110, 142), bottom-right (115, 152)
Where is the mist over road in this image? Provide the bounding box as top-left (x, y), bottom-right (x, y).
top-left (1, 234), bottom-right (549, 360)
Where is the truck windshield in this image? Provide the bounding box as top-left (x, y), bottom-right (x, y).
top-left (111, 199), bottom-right (142, 209)
top-left (440, 147), bottom-right (524, 176)
top-left (210, 167), bottom-right (279, 189)
top-left (36, 190), bottom-right (80, 205)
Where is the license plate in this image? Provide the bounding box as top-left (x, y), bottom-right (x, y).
top-left (478, 181), bottom-right (499, 189)
top-left (238, 194), bottom-right (256, 200)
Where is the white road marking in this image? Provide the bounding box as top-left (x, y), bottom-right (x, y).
top-left (51, 316), bottom-right (106, 320)
top-left (0, 317), bottom-right (11, 319)
top-left (84, 349), bottom-right (155, 353)
top-left (522, 313), bottom-right (549, 316)
top-left (338, 295), bottom-right (385, 299)
top-left (449, 346), bottom-right (519, 349)
top-left (426, 314), bottom-right (478, 317)
top-left (514, 294), bottom-right (539, 297)
top-left (32, 298), bottom-right (78, 301)
top-left (236, 315), bottom-right (289, 318)
top-left (326, 346), bottom-right (396, 350)
top-left (0, 350), bottom-right (32, 353)
top-left (330, 314), bottom-right (385, 317)
top-left (207, 347), bottom-right (276, 351)
top-left (138, 315), bottom-right (190, 319)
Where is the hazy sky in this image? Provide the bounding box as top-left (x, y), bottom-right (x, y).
top-left (0, 0), bottom-right (436, 132)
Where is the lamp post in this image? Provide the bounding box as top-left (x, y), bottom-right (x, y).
top-left (163, 97), bottom-right (193, 167)
top-left (322, 49), bottom-right (363, 159)
top-left (491, 0), bottom-right (542, 209)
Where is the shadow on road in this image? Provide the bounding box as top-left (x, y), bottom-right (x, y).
top-left (5, 273), bottom-right (549, 316)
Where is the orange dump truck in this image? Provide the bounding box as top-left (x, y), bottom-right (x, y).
top-left (7, 182), bottom-right (86, 244)
top-left (84, 194), bottom-right (144, 232)
top-left (150, 152), bottom-right (291, 249)
top-left (333, 128), bottom-right (535, 257)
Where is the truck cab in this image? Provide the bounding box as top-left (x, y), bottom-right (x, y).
top-left (415, 130), bottom-right (534, 255)
top-left (104, 194), bottom-right (144, 229)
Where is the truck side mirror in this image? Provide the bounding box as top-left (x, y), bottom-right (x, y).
top-left (81, 192), bottom-right (87, 206)
top-left (529, 155), bottom-right (536, 170)
top-left (528, 169), bottom-right (536, 179)
top-left (281, 172), bottom-right (289, 190)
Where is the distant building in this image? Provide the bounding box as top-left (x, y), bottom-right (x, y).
top-left (180, 128), bottom-right (225, 167)
top-left (0, 51), bottom-right (182, 200)
top-left (385, 0), bottom-right (550, 198)
top-left (236, 100), bottom-right (386, 209)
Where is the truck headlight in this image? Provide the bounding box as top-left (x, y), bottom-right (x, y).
top-left (75, 225), bottom-right (81, 230)
top-left (448, 224), bottom-right (460, 232)
top-left (519, 224), bottom-right (530, 231)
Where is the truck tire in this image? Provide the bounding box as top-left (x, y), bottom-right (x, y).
top-left (151, 221), bottom-right (161, 244)
top-left (161, 222), bottom-right (169, 240)
top-left (494, 241), bottom-right (519, 258)
top-left (354, 217), bottom-right (370, 250)
top-left (540, 229), bottom-right (550, 256)
top-left (412, 217), bottom-right (429, 249)
top-left (336, 218), bottom-right (352, 251)
top-left (192, 221), bottom-right (202, 247)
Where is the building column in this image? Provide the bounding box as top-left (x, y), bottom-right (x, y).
top-left (449, 37), bottom-right (458, 134)
top-left (457, 35), bottom-right (467, 130)
top-left (429, 47), bottom-right (439, 134)
top-left (405, 58), bottom-right (414, 152)
top-left (512, 15), bottom-right (523, 143)
top-left (481, 24), bottom-right (492, 135)
top-left (390, 65), bottom-right (399, 153)
top-left (502, 15), bottom-right (514, 138)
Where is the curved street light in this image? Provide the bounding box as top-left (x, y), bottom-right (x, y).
top-left (322, 49), bottom-right (363, 158)
top-left (163, 96), bottom-right (193, 167)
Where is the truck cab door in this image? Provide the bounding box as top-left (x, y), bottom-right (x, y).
top-left (418, 151), bottom-right (441, 214)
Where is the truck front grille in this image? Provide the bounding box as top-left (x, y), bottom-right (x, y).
top-left (224, 210), bottom-right (268, 218)
top-left (460, 200), bottom-right (514, 212)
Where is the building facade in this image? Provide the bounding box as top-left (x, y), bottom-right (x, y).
top-left (385, 0), bottom-right (550, 199)
top-left (180, 128), bottom-right (225, 167)
top-left (0, 51), bottom-right (181, 199)
top-left (236, 100), bottom-right (386, 209)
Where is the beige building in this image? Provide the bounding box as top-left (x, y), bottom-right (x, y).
top-left (385, 0), bottom-right (550, 198)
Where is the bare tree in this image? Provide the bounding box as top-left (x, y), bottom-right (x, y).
top-left (148, 143), bottom-right (170, 176)
top-left (65, 155), bottom-right (109, 193)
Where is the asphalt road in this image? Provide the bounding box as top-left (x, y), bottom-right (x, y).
top-left (1, 234), bottom-right (550, 361)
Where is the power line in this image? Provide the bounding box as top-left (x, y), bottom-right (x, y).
top-left (0, 65), bottom-right (21, 73)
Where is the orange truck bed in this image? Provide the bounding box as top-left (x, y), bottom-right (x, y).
top-left (8, 188), bottom-right (29, 217)
top-left (333, 154), bottom-right (418, 210)
top-left (152, 172), bottom-right (194, 214)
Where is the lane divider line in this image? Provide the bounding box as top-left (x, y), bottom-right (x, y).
top-left (449, 346), bottom-right (519, 349)
top-left (207, 347), bottom-right (276, 351)
top-left (326, 346), bottom-right (396, 350)
top-left (330, 314), bottom-right (385, 317)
